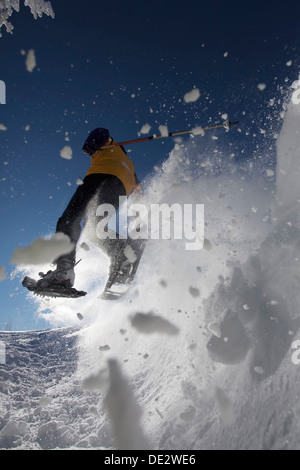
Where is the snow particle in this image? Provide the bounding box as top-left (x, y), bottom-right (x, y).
top-left (99, 344), bottom-right (111, 351)
top-left (158, 125), bottom-right (169, 137)
top-left (0, 124), bottom-right (7, 131)
top-left (60, 145), bottom-right (73, 160)
top-left (191, 126), bottom-right (204, 136)
top-left (189, 286), bottom-right (200, 298)
top-left (253, 366), bottom-right (264, 375)
top-left (257, 83), bottom-right (267, 91)
top-left (25, 49), bottom-right (37, 73)
top-left (266, 169), bottom-right (275, 177)
top-left (139, 124), bottom-right (151, 135)
top-left (207, 322), bottom-right (222, 338)
top-left (124, 245), bottom-right (137, 263)
top-left (203, 239), bottom-right (212, 251)
top-left (80, 242), bottom-right (90, 251)
top-left (184, 88), bottom-right (200, 103)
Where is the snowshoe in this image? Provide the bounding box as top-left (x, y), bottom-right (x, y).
top-left (22, 276), bottom-right (87, 299)
top-left (100, 240), bottom-right (146, 300)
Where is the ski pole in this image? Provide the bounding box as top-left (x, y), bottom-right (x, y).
top-left (105, 119), bottom-right (239, 148)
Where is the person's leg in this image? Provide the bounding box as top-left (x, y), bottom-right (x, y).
top-left (55, 174), bottom-right (110, 268)
top-left (93, 177), bottom-right (146, 283)
top-left (37, 174), bottom-right (109, 287)
top-left (92, 175), bottom-right (127, 261)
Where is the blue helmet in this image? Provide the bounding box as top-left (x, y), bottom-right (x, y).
top-left (82, 128), bottom-right (110, 155)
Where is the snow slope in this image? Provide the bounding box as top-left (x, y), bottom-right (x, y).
top-left (1, 91), bottom-right (300, 450)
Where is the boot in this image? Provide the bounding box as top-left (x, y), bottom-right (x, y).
top-left (36, 259), bottom-right (75, 289)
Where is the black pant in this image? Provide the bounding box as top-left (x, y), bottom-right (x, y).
top-left (55, 174), bottom-right (126, 267)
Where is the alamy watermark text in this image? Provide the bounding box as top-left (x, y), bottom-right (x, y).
top-left (96, 197), bottom-right (205, 251)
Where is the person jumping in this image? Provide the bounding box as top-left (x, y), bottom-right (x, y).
top-left (33, 127), bottom-right (142, 293)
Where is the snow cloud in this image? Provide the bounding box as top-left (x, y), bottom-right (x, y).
top-left (82, 368), bottom-right (108, 391)
top-left (104, 359), bottom-right (149, 450)
top-left (10, 233), bottom-right (74, 265)
top-left (130, 312), bottom-right (179, 336)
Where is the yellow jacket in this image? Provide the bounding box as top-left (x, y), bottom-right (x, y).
top-left (85, 140), bottom-right (137, 195)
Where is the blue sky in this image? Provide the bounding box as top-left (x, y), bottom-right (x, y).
top-left (0, 0), bottom-right (299, 330)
